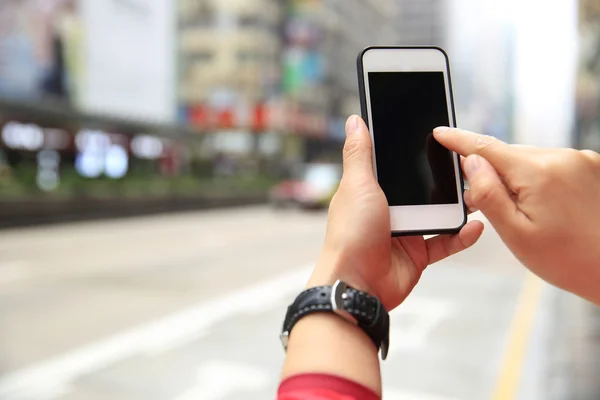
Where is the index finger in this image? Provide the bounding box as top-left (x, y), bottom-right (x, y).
top-left (433, 127), bottom-right (524, 176)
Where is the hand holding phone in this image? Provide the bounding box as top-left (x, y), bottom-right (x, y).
top-left (308, 115), bottom-right (484, 311)
top-left (357, 46), bottom-right (466, 235)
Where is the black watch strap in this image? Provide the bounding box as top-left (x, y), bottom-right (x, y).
top-left (280, 280), bottom-right (390, 360)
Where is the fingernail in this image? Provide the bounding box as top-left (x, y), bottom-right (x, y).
top-left (346, 115), bottom-right (360, 134)
top-left (464, 155), bottom-right (482, 178)
top-left (434, 126), bottom-right (451, 135)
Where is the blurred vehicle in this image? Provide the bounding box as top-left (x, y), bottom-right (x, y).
top-left (270, 163), bottom-right (341, 209)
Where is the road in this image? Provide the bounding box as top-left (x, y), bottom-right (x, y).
top-left (0, 206), bottom-right (597, 400)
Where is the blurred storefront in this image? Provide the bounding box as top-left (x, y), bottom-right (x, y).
top-left (0, 0), bottom-right (272, 227)
top-left (176, 0), bottom-right (289, 177)
top-left (0, 0), bottom-right (184, 199)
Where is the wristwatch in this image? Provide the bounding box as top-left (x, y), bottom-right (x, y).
top-left (280, 280), bottom-right (390, 360)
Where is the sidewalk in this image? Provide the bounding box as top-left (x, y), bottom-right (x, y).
top-left (547, 291), bottom-right (600, 400)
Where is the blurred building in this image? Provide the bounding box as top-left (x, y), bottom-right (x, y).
top-left (293, 0), bottom-right (401, 152)
top-left (396, 0), bottom-right (447, 46)
top-left (177, 0), bottom-right (403, 162)
top-left (394, 0), bottom-right (578, 148)
top-left (177, 0), bottom-right (282, 133)
top-left (576, 0), bottom-right (600, 150)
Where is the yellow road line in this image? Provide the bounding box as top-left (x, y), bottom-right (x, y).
top-left (491, 273), bottom-right (544, 400)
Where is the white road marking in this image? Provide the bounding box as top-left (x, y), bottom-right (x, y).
top-left (143, 328), bottom-right (210, 357)
top-left (387, 297), bottom-right (454, 357)
top-left (3, 380), bottom-right (71, 400)
top-left (384, 388), bottom-right (461, 400)
top-left (172, 360), bottom-right (270, 400)
top-left (0, 265), bottom-right (313, 399)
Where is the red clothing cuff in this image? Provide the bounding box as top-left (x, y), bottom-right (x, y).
top-left (278, 373), bottom-right (380, 400)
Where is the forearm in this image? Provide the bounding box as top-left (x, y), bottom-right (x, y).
top-left (280, 312), bottom-right (382, 396)
top-left (280, 253), bottom-right (383, 397)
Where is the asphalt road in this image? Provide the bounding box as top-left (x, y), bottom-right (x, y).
top-left (0, 206), bottom-right (596, 400)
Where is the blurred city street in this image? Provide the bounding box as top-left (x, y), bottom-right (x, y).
top-left (0, 207), bottom-right (597, 400)
top-left (0, 0), bottom-right (599, 399)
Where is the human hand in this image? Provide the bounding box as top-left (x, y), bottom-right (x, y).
top-left (434, 127), bottom-right (600, 304)
top-left (307, 116), bottom-right (484, 310)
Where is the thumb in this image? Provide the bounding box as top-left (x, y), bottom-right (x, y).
top-left (342, 115), bottom-right (375, 181)
top-left (464, 154), bottom-right (521, 228)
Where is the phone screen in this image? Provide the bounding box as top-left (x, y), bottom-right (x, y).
top-left (368, 71), bottom-right (459, 206)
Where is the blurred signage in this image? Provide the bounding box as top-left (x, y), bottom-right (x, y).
top-left (0, 0), bottom-right (82, 102)
top-left (0, 0), bottom-right (177, 124)
top-left (74, 129), bottom-right (129, 179)
top-left (286, 109), bottom-right (326, 137)
top-left (282, 0), bottom-right (326, 115)
top-left (104, 145), bottom-right (129, 179)
top-left (189, 105), bottom-right (210, 129)
top-left (1, 122), bottom-right (44, 151)
top-left (283, 49), bottom-right (324, 94)
top-left (208, 131), bottom-right (254, 155)
top-left (258, 132), bottom-right (282, 156)
top-left (1, 121), bottom-right (71, 151)
top-left (131, 135), bottom-right (164, 160)
top-left (185, 103), bottom-right (270, 132)
top-left (78, 0), bottom-right (176, 123)
top-left (285, 18), bottom-right (323, 47)
top-left (36, 150), bottom-right (61, 191)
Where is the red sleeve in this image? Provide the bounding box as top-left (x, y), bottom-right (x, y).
top-left (278, 373), bottom-right (380, 400)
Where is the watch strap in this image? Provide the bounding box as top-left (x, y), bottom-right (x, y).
top-left (281, 281), bottom-right (390, 360)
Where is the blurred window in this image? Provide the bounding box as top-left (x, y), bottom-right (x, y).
top-left (239, 14), bottom-right (263, 29)
top-left (190, 51), bottom-right (215, 62)
top-left (180, 1), bottom-right (216, 28)
top-left (237, 50), bottom-right (262, 63)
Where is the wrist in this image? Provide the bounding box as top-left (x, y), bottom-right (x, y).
top-left (281, 312), bottom-right (382, 394)
top-left (281, 273), bottom-right (391, 366)
top-left (308, 249), bottom-right (376, 297)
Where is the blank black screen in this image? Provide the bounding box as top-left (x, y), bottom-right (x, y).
top-left (368, 72), bottom-right (459, 206)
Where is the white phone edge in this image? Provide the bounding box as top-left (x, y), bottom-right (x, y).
top-left (358, 46), bottom-right (467, 236)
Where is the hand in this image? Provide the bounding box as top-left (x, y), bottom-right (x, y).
top-left (308, 116), bottom-right (484, 310)
top-left (434, 127), bottom-right (600, 304)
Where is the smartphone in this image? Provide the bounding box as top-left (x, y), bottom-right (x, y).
top-left (357, 46), bottom-right (466, 236)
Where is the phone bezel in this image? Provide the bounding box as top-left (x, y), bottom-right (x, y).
top-left (357, 46), bottom-right (467, 236)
